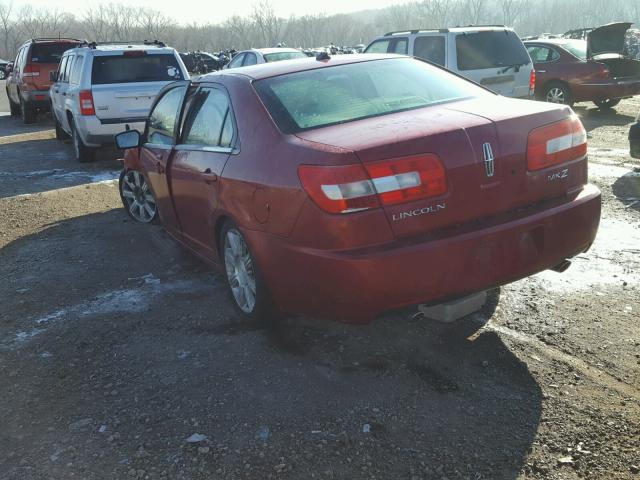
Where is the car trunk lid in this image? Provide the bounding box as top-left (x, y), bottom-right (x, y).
top-left (296, 98), bottom-right (586, 238)
top-left (587, 22), bottom-right (632, 59)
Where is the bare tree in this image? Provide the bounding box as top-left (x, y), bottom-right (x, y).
top-left (251, 1), bottom-right (285, 47)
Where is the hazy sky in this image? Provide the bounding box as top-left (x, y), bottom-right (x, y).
top-left (17, 0), bottom-right (406, 23)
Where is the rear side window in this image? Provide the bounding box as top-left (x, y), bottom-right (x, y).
top-left (456, 31), bottom-right (530, 70)
top-left (255, 57), bottom-right (488, 133)
top-left (69, 55), bottom-right (83, 84)
top-left (182, 87), bottom-right (235, 147)
top-left (30, 43), bottom-right (74, 63)
top-left (147, 86), bottom-right (187, 146)
top-left (364, 38), bottom-right (408, 55)
top-left (414, 36), bottom-right (446, 66)
top-left (264, 51), bottom-right (306, 62)
top-left (91, 53), bottom-right (183, 85)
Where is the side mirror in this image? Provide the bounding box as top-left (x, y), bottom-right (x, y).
top-left (49, 70), bottom-right (58, 82)
top-left (5, 63), bottom-right (12, 74)
top-left (115, 130), bottom-right (141, 149)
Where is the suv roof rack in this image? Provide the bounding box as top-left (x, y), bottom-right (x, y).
top-left (81, 40), bottom-right (166, 49)
top-left (384, 28), bottom-right (449, 36)
top-left (31, 37), bottom-right (84, 42)
top-left (455, 24), bottom-right (507, 28)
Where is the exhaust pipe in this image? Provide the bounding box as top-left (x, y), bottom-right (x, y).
top-left (551, 259), bottom-right (572, 273)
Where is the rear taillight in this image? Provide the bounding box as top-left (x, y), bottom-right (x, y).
top-left (529, 69), bottom-right (536, 94)
top-left (527, 116), bottom-right (587, 171)
top-left (23, 64), bottom-right (40, 77)
top-left (298, 154), bottom-right (447, 214)
top-left (79, 90), bottom-right (95, 116)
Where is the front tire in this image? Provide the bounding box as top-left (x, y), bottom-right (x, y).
top-left (221, 221), bottom-right (272, 324)
top-left (53, 110), bottom-right (67, 140)
top-left (543, 82), bottom-right (573, 106)
top-left (71, 120), bottom-right (96, 163)
top-left (9, 96), bottom-right (20, 116)
top-left (594, 98), bottom-right (621, 109)
top-left (119, 169), bottom-right (158, 223)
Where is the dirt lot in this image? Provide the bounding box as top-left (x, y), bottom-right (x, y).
top-left (0, 81), bottom-right (639, 480)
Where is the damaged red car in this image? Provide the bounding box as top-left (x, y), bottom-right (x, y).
top-left (525, 22), bottom-right (640, 108)
top-left (116, 54), bottom-right (601, 324)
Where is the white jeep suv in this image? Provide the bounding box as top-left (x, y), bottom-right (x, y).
top-left (365, 26), bottom-right (535, 99)
top-left (49, 41), bottom-right (189, 162)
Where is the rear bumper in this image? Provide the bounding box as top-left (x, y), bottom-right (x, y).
top-left (74, 115), bottom-right (146, 147)
top-left (21, 89), bottom-right (50, 109)
top-left (576, 78), bottom-right (640, 101)
top-left (248, 184), bottom-right (601, 323)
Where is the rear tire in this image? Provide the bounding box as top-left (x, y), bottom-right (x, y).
top-left (221, 220), bottom-right (273, 325)
top-left (20, 97), bottom-right (36, 124)
top-left (9, 96), bottom-right (20, 116)
top-left (543, 82), bottom-right (573, 106)
top-left (594, 98), bottom-right (621, 109)
top-left (71, 120), bottom-right (96, 163)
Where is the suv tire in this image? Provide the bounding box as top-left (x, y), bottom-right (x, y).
top-left (71, 120), bottom-right (96, 162)
top-left (53, 111), bottom-right (67, 140)
top-left (9, 96), bottom-right (20, 116)
top-left (20, 97), bottom-right (36, 124)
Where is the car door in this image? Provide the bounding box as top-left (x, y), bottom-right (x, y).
top-left (8, 46), bottom-right (25, 103)
top-left (526, 44), bottom-right (560, 92)
top-left (170, 84), bottom-right (237, 259)
top-left (139, 81), bottom-right (189, 233)
top-left (63, 53), bottom-right (83, 132)
top-left (51, 54), bottom-right (70, 125)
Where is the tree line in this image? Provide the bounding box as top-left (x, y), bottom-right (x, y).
top-left (1, 0), bottom-right (639, 60)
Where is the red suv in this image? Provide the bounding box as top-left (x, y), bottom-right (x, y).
top-left (5, 38), bottom-right (82, 124)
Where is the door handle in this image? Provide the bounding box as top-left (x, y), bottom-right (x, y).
top-left (203, 168), bottom-right (217, 184)
top-left (537, 70), bottom-right (546, 73)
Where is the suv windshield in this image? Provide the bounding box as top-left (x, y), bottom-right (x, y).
top-left (91, 53), bottom-right (183, 84)
top-left (264, 51), bottom-right (306, 62)
top-left (456, 30), bottom-right (530, 70)
top-left (31, 43), bottom-right (77, 63)
top-left (254, 57), bottom-right (488, 133)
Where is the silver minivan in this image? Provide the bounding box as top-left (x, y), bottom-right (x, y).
top-left (365, 26), bottom-right (534, 99)
top-left (49, 41), bottom-right (189, 162)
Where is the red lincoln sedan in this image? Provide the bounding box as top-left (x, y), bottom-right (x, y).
top-left (116, 54), bottom-right (601, 324)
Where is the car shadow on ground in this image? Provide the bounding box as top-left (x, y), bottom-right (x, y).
top-left (612, 170), bottom-right (640, 212)
top-left (0, 135), bottom-right (123, 198)
top-left (0, 209), bottom-right (542, 479)
top-left (574, 104), bottom-right (635, 132)
top-left (0, 111), bottom-right (55, 136)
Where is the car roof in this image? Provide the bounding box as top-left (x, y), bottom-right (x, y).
top-left (383, 25), bottom-right (513, 36)
top-left (68, 44), bottom-right (175, 54)
top-left (202, 53), bottom-right (404, 81)
top-left (524, 38), bottom-right (585, 45)
top-left (241, 48), bottom-right (303, 55)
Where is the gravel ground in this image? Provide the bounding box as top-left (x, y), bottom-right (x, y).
top-left (0, 84), bottom-right (639, 480)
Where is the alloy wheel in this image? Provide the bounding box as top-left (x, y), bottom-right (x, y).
top-left (224, 228), bottom-right (256, 314)
top-left (546, 87), bottom-right (566, 104)
top-left (120, 170), bottom-right (157, 223)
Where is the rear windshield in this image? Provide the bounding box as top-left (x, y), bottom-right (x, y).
top-left (30, 43), bottom-right (76, 64)
top-left (91, 53), bottom-right (183, 84)
top-left (254, 57), bottom-right (489, 133)
top-left (264, 51), bottom-right (307, 63)
top-left (561, 40), bottom-right (587, 60)
top-left (456, 30), bottom-right (530, 70)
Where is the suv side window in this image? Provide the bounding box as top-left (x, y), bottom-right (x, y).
top-left (227, 53), bottom-right (245, 68)
top-left (58, 56), bottom-right (69, 83)
top-left (147, 85), bottom-right (188, 146)
top-left (414, 36), bottom-right (445, 66)
top-left (182, 87), bottom-right (235, 148)
top-left (243, 53), bottom-right (257, 66)
top-left (62, 55), bottom-right (74, 83)
top-left (365, 38), bottom-right (408, 55)
top-left (69, 55), bottom-right (83, 84)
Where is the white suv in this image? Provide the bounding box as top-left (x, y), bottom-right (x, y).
top-left (49, 41), bottom-right (189, 162)
top-left (365, 26), bottom-right (534, 99)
